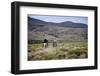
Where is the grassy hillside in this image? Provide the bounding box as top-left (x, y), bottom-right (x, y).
top-left (28, 26), bottom-right (87, 41)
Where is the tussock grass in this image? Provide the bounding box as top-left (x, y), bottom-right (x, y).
top-left (28, 41), bottom-right (88, 61)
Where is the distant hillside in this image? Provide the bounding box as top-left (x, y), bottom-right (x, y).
top-left (60, 21), bottom-right (87, 28)
top-left (28, 17), bottom-right (87, 41)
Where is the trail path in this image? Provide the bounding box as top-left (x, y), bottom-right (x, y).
top-left (28, 43), bottom-right (56, 57)
top-left (34, 45), bottom-right (55, 55)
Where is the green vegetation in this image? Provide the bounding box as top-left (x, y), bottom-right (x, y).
top-left (28, 41), bottom-right (88, 61)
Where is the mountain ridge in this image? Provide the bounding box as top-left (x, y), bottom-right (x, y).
top-left (28, 17), bottom-right (87, 28)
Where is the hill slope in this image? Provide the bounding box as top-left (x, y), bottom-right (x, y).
top-left (28, 17), bottom-right (87, 41)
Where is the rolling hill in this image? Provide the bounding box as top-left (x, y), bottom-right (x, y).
top-left (28, 17), bottom-right (87, 41)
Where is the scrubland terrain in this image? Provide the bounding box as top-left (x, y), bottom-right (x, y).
top-left (28, 16), bottom-right (88, 61)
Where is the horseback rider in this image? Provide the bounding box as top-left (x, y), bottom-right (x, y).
top-left (53, 39), bottom-right (57, 47)
top-left (43, 39), bottom-right (48, 48)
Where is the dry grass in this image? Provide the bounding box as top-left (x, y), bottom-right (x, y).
top-left (28, 41), bottom-right (88, 61)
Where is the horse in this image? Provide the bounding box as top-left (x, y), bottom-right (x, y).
top-left (53, 40), bottom-right (57, 47)
top-left (43, 39), bottom-right (48, 48)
